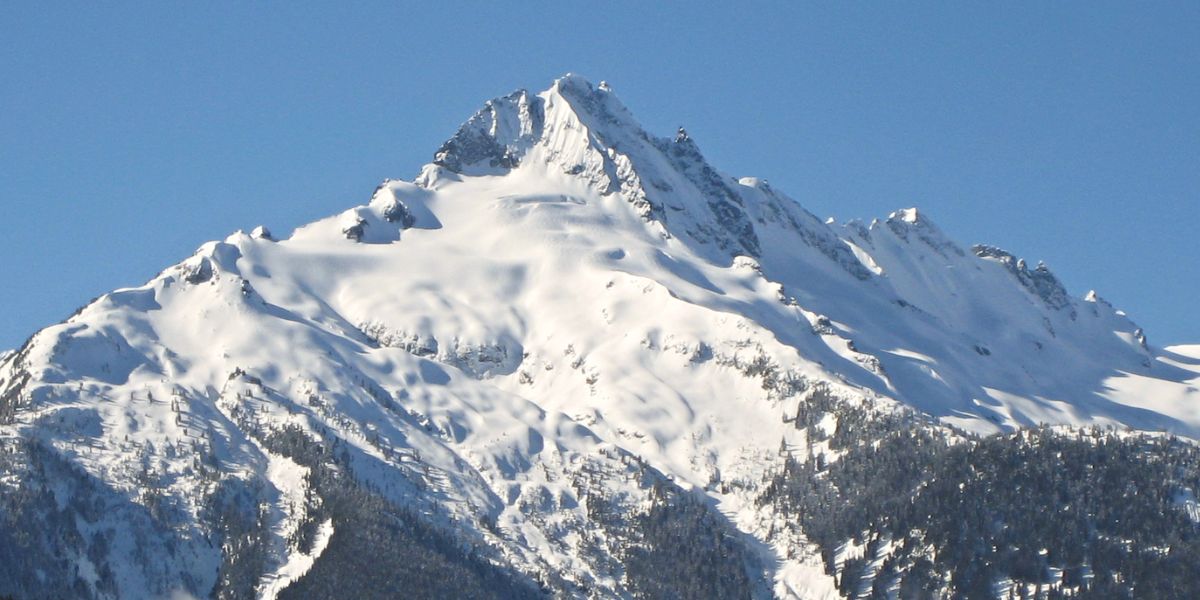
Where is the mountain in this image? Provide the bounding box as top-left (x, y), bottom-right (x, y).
top-left (2, 74), bottom-right (1200, 599)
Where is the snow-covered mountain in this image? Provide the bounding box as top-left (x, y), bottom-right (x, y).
top-left (2, 75), bottom-right (1200, 599)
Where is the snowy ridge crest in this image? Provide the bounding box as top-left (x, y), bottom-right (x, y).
top-left (973, 244), bottom-right (1073, 311)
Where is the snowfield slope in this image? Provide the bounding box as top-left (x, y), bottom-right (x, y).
top-left (2, 75), bottom-right (1199, 599)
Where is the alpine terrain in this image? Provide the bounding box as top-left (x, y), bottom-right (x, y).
top-left (3, 75), bottom-right (1200, 599)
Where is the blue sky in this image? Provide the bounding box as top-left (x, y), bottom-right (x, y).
top-left (1, 3), bottom-right (1197, 350)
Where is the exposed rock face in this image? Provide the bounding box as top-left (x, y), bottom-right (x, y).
top-left (974, 244), bottom-right (1072, 310)
top-left (433, 90), bottom-right (545, 174)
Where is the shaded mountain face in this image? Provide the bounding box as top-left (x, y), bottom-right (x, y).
top-left (1, 75), bottom-right (1199, 599)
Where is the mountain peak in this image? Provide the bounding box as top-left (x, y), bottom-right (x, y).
top-left (891, 207), bottom-right (922, 224)
top-left (421, 77), bottom-right (763, 259)
top-left (429, 88), bottom-right (544, 174)
top-left (3, 76), bottom-right (1198, 599)
top-left (549, 72), bottom-right (596, 95)
top-left (428, 74), bottom-right (636, 177)
top-left (973, 244), bottom-right (1073, 311)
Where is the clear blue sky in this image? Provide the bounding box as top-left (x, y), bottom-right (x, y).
top-left (2, 3), bottom-right (1197, 350)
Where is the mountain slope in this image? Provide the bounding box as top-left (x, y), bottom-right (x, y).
top-left (2, 75), bottom-right (1199, 599)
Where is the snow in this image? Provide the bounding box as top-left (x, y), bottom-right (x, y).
top-left (260, 520), bottom-right (332, 600)
top-left (892, 207), bottom-right (922, 224)
top-left (1, 74), bottom-right (1197, 598)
